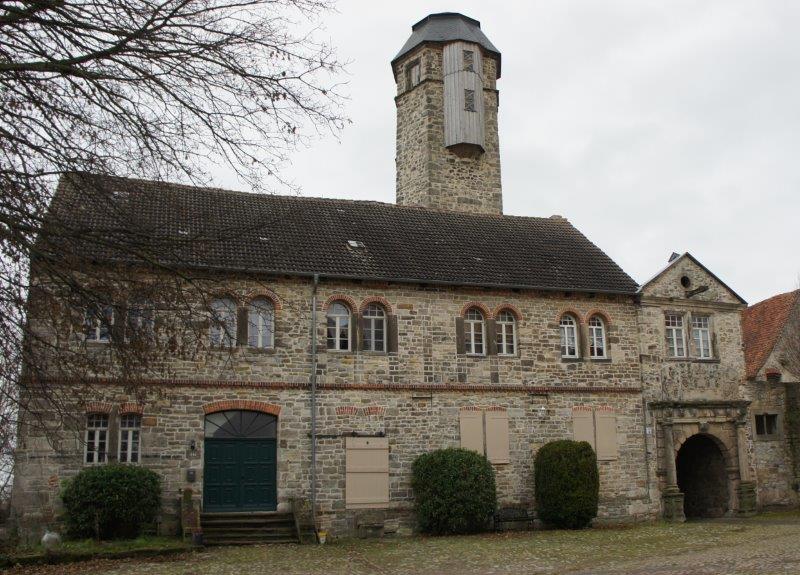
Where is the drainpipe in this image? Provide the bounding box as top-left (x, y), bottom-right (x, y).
top-left (310, 274), bottom-right (319, 531)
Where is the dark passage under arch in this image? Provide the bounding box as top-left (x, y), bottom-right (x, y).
top-left (676, 434), bottom-right (729, 518)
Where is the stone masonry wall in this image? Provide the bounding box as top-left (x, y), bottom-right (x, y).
top-left (394, 45), bottom-right (502, 215)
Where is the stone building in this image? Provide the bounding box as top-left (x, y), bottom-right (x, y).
top-left (9, 12), bottom-right (794, 541)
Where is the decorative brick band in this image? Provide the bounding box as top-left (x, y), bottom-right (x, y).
top-left (119, 402), bottom-right (144, 415)
top-left (84, 401), bottom-right (112, 414)
top-left (202, 400), bottom-right (281, 416)
top-left (46, 378), bottom-right (642, 395)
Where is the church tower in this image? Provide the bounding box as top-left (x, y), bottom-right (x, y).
top-left (392, 13), bottom-right (502, 215)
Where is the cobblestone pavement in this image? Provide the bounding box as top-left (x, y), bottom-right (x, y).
top-left (9, 512), bottom-right (800, 575)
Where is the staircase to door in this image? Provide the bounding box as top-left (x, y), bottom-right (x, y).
top-left (201, 511), bottom-right (299, 545)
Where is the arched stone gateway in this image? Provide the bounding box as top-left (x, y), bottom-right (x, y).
top-left (676, 434), bottom-right (729, 518)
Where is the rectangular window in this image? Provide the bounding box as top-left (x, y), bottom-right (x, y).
top-left (691, 316), bottom-right (712, 359)
top-left (345, 437), bottom-right (389, 509)
top-left (463, 50), bottom-right (474, 72)
top-left (85, 413), bottom-right (109, 464)
top-left (464, 89), bottom-right (475, 112)
top-left (755, 413), bottom-right (779, 438)
top-left (118, 414), bottom-right (141, 463)
top-left (665, 314), bottom-right (686, 358)
top-left (572, 408), bottom-right (618, 460)
top-left (406, 61), bottom-right (420, 89)
top-left (459, 409), bottom-right (510, 464)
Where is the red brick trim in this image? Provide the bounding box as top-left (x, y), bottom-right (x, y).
top-left (202, 400), bottom-right (281, 416)
top-left (460, 301), bottom-right (492, 319)
top-left (119, 402), bottom-right (144, 415)
top-left (323, 294), bottom-right (358, 312)
top-left (358, 296), bottom-right (393, 314)
top-left (243, 289), bottom-right (282, 311)
top-left (557, 308), bottom-right (584, 324)
top-left (46, 378), bottom-right (642, 395)
top-left (493, 304), bottom-right (523, 321)
top-left (585, 309), bottom-right (612, 326)
top-left (84, 401), bottom-right (112, 414)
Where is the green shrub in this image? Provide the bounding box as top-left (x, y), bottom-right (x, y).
top-left (411, 447), bottom-right (496, 535)
top-left (61, 465), bottom-right (161, 539)
top-left (534, 440), bottom-right (599, 529)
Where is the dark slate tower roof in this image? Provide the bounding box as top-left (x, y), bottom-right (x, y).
top-left (392, 12), bottom-right (501, 77)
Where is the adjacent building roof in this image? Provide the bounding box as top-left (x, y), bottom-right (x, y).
top-left (392, 12), bottom-right (501, 77)
top-left (43, 173), bottom-right (639, 295)
top-left (742, 290), bottom-right (800, 379)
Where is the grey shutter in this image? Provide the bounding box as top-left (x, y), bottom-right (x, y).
top-left (236, 307), bottom-right (249, 346)
top-left (358, 315), bottom-right (369, 351)
top-left (486, 319), bottom-right (497, 355)
top-left (455, 317), bottom-right (465, 355)
top-left (387, 315), bottom-right (399, 354)
top-left (350, 313), bottom-right (359, 352)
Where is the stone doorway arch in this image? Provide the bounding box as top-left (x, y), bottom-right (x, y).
top-left (675, 434), bottom-right (729, 518)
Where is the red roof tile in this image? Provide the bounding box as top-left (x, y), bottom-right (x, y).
top-left (742, 290), bottom-right (800, 379)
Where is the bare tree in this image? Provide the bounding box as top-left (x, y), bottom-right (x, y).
top-left (0, 0), bottom-right (346, 476)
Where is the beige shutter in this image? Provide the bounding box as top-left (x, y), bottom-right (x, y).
top-left (459, 409), bottom-right (484, 454)
top-left (345, 437), bottom-right (389, 509)
top-left (572, 409), bottom-right (595, 450)
top-left (595, 412), bottom-right (618, 460)
top-left (485, 410), bottom-right (510, 464)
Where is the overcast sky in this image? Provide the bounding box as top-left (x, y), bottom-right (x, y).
top-left (214, 1), bottom-right (800, 304)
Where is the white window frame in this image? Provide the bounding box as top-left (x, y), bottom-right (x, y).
top-left (85, 413), bottom-right (109, 464)
top-left (465, 308), bottom-right (486, 356)
top-left (588, 316), bottom-right (607, 359)
top-left (560, 315), bottom-right (580, 358)
top-left (691, 315), bottom-right (712, 359)
top-left (84, 305), bottom-right (114, 343)
top-left (326, 302), bottom-right (351, 351)
top-left (496, 310), bottom-right (517, 356)
top-left (248, 298), bottom-right (275, 349)
top-left (118, 414), bottom-right (141, 464)
top-left (665, 313), bottom-right (687, 358)
top-left (362, 303), bottom-right (386, 352)
top-left (209, 297), bottom-right (237, 347)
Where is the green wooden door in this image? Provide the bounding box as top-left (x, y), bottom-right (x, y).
top-left (203, 410), bottom-right (278, 512)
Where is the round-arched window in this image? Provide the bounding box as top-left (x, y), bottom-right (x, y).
top-left (204, 410), bottom-right (277, 439)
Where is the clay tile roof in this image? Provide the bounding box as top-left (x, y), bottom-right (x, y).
top-left (41, 173), bottom-right (639, 295)
top-left (742, 289), bottom-right (800, 379)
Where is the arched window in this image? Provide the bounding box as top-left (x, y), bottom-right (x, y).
top-left (465, 307), bottom-right (486, 355)
top-left (560, 314), bottom-right (579, 358)
top-left (248, 298), bottom-right (274, 349)
top-left (496, 310), bottom-right (517, 355)
top-left (588, 316), bottom-right (607, 358)
top-left (210, 297), bottom-right (237, 347)
top-left (362, 303), bottom-right (386, 352)
top-left (326, 302), bottom-right (351, 351)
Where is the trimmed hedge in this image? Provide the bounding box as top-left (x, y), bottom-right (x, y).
top-left (534, 440), bottom-right (599, 529)
top-left (411, 447), bottom-right (496, 535)
top-left (61, 465), bottom-right (161, 539)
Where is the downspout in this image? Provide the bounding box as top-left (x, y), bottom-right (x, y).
top-left (310, 273), bottom-right (319, 533)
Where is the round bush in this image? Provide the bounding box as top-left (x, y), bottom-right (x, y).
top-left (61, 464), bottom-right (161, 539)
top-left (411, 447), bottom-right (496, 535)
top-left (534, 440), bottom-right (599, 529)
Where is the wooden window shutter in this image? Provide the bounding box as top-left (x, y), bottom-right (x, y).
top-left (485, 410), bottom-right (510, 464)
top-left (595, 411), bottom-right (618, 460)
top-left (486, 319), bottom-right (498, 356)
top-left (455, 317), bottom-right (466, 355)
top-left (350, 313), bottom-right (359, 352)
top-left (459, 409), bottom-right (484, 454)
top-left (358, 315), bottom-right (369, 352)
top-left (572, 409), bottom-right (595, 450)
top-left (236, 307), bottom-right (249, 346)
top-left (387, 314), bottom-right (399, 353)
top-left (345, 437), bottom-right (389, 509)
